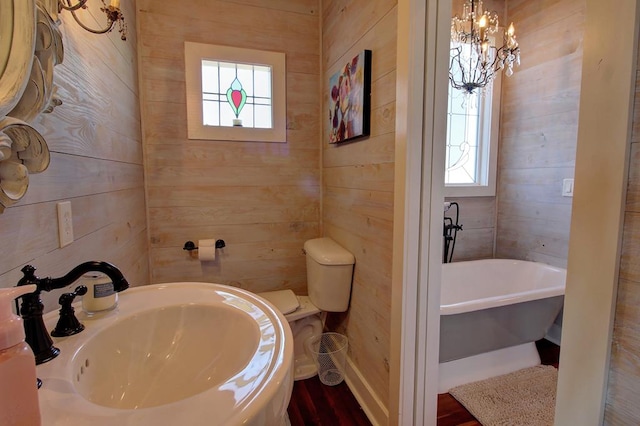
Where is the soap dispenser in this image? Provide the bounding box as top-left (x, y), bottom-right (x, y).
top-left (0, 285), bottom-right (42, 426)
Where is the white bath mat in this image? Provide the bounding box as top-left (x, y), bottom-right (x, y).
top-left (449, 365), bottom-right (557, 426)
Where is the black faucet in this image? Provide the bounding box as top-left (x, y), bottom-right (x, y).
top-left (16, 261), bottom-right (129, 364)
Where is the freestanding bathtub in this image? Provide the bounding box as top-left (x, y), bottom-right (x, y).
top-left (438, 259), bottom-right (565, 392)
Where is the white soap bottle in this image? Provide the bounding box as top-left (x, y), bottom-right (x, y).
top-left (0, 285), bottom-right (42, 426)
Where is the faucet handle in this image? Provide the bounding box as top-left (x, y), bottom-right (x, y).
top-left (17, 265), bottom-right (38, 288)
top-left (21, 265), bottom-right (36, 277)
top-left (51, 286), bottom-right (87, 337)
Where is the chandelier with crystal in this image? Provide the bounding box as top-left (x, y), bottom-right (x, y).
top-left (449, 0), bottom-right (520, 94)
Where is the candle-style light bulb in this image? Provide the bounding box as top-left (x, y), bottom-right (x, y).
top-left (478, 14), bottom-right (487, 41)
top-left (506, 22), bottom-right (517, 49)
top-left (110, 0), bottom-right (121, 9)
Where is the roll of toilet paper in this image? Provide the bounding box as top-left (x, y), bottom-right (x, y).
top-left (198, 239), bottom-right (217, 261)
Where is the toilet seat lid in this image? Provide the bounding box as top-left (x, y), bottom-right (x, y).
top-left (257, 289), bottom-right (300, 315)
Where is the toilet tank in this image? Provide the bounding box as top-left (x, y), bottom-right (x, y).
top-left (304, 238), bottom-right (355, 312)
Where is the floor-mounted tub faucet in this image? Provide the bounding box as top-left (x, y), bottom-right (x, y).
top-left (15, 261), bottom-right (129, 364)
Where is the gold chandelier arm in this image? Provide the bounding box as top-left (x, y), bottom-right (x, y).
top-left (58, 0), bottom-right (89, 12)
top-left (68, 6), bottom-right (114, 34)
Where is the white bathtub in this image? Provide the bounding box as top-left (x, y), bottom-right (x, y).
top-left (438, 259), bottom-right (565, 392)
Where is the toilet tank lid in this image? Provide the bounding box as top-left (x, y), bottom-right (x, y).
top-left (304, 238), bottom-right (355, 265)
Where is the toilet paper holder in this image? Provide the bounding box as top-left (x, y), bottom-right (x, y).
top-left (183, 239), bottom-right (226, 251)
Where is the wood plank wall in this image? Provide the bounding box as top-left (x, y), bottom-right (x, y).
top-left (444, 197), bottom-right (495, 261)
top-left (495, 0), bottom-right (585, 268)
top-left (136, 1), bottom-right (321, 294)
top-left (604, 34), bottom-right (640, 425)
top-left (0, 1), bottom-right (148, 310)
top-left (322, 0), bottom-right (397, 418)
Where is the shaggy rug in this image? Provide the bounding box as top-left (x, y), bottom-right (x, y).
top-left (449, 365), bottom-right (558, 426)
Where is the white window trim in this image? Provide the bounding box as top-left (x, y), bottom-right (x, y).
top-left (184, 42), bottom-right (287, 143)
top-left (444, 59), bottom-right (501, 198)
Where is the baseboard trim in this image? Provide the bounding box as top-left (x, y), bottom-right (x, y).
top-left (344, 356), bottom-right (389, 426)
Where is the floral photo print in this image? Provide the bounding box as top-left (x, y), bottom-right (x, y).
top-left (328, 50), bottom-right (371, 144)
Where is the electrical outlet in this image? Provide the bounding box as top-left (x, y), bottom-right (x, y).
top-left (562, 178), bottom-right (574, 197)
top-left (57, 201), bottom-right (74, 247)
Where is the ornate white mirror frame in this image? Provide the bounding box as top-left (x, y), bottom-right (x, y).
top-left (0, 0), bottom-right (63, 213)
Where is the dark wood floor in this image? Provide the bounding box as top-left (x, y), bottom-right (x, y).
top-left (287, 339), bottom-right (560, 426)
top-left (288, 375), bottom-right (372, 426)
top-left (288, 340), bottom-right (560, 426)
top-left (436, 339), bottom-right (561, 426)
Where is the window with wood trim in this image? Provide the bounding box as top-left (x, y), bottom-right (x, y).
top-left (185, 42), bottom-right (286, 142)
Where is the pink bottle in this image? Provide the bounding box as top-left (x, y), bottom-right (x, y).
top-left (0, 285), bottom-right (41, 426)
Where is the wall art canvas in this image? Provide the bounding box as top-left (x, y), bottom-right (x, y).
top-left (328, 49), bottom-right (371, 143)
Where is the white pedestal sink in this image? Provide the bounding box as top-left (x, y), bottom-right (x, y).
top-left (36, 282), bottom-right (294, 425)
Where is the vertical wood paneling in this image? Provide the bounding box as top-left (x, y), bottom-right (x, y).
top-left (495, 0), bottom-right (585, 268)
top-left (605, 42), bottom-right (640, 425)
top-left (322, 0), bottom-right (397, 415)
top-left (0, 1), bottom-right (148, 309)
top-left (137, 1), bottom-right (321, 290)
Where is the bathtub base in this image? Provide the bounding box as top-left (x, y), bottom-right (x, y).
top-left (438, 342), bottom-right (541, 393)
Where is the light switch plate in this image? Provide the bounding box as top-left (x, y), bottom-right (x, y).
top-left (57, 201), bottom-right (74, 247)
top-left (562, 178), bottom-right (574, 197)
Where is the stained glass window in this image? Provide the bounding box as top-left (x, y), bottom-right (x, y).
top-left (184, 42), bottom-right (286, 142)
top-left (445, 85), bottom-right (481, 185)
top-left (201, 61), bottom-right (273, 129)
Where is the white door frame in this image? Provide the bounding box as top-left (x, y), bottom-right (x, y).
top-left (394, 0), bottom-right (640, 425)
top-left (393, 0), bottom-right (450, 424)
top-left (555, 1), bottom-right (639, 424)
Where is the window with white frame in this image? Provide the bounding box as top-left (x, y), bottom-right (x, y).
top-left (184, 42), bottom-right (286, 142)
top-left (445, 46), bottom-right (500, 197)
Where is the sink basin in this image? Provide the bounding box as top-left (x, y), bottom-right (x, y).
top-left (36, 282), bottom-right (294, 425)
top-left (74, 304), bottom-right (261, 409)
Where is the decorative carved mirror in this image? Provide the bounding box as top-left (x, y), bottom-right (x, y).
top-left (0, 0), bottom-right (63, 213)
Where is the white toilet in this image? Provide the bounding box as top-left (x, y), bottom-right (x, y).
top-left (258, 237), bottom-right (355, 381)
